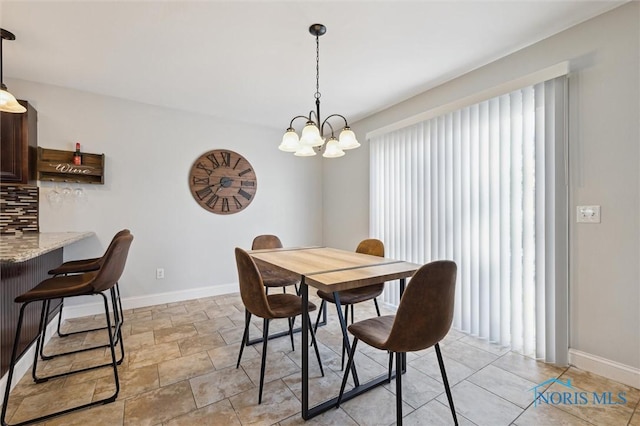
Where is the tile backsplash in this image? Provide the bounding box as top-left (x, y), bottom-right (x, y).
top-left (0, 185), bottom-right (39, 235)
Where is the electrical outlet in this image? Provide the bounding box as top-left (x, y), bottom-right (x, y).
top-left (156, 268), bottom-right (165, 279)
top-left (577, 205), bottom-right (601, 223)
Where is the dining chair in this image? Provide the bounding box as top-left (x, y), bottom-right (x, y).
top-left (234, 247), bottom-right (324, 404)
top-left (313, 238), bottom-right (385, 367)
top-left (337, 260), bottom-right (458, 426)
top-left (1, 233), bottom-right (134, 426)
top-left (40, 229), bottom-right (130, 358)
top-left (251, 234), bottom-right (300, 295)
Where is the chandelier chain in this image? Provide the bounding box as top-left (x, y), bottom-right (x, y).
top-left (314, 34), bottom-right (321, 100)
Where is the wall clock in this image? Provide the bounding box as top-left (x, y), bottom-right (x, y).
top-left (189, 149), bottom-right (257, 215)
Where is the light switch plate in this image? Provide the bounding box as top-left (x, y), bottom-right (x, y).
top-left (577, 205), bottom-right (601, 223)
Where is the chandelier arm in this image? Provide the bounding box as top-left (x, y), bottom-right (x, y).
top-left (288, 115), bottom-right (311, 129)
top-left (321, 120), bottom-right (335, 138)
top-left (322, 114), bottom-right (349, 128)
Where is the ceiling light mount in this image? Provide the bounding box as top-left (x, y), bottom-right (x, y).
top-left (279, 23), bottom-right (360, 158)
top-left (0, 28), bottom-right (26, 113)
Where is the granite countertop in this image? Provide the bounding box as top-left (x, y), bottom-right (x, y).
top-left (0, 232), bottom-right (94, 263)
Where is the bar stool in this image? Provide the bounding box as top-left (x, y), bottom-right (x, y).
top-left (1, 233), bottom-right (134, 426)
top-left (47, 229), bottom-right (129, 337)
top-left (337, 260), bottom-right (458, 426)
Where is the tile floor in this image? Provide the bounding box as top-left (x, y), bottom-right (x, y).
top-left (2, 292), bottom-right (639, 425)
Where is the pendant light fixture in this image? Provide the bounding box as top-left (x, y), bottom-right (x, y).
top-left (0, 28), bottom-right (26, 114)
top-left (279, 24), bottom-right (360, 158)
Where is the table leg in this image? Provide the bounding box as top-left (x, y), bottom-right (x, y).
top-left (400, 278), bottom-right (407, 372)
top-left (333, 292), bottom-right (359, 387)
top-left (301, 277), bottom-right (309, 418)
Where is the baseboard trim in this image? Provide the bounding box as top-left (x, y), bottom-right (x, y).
top-left (569, 348), bottom-right (640, 389)
top-left (61, 283), bottom-right (238, 320)
top-left (0, 314), bottom-right (59, 407)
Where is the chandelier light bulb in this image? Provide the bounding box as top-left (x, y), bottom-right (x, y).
top-left (278, 128), bottom-right (301, 152)
top-left (0, 89), bottom-right (26, 113)
top-left (322, 137), bottom-right (345, 158)
top-left (0, 29), bottom-right (26, 113)
top-left (294, 144), bottom-right (317, 157)
top-left (300, 122), bottom-right (324, 147)
top-left (337, 127), bottom-right (360, 150)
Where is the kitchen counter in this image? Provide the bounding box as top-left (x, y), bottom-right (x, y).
top-left (1, 231), bottom-right (93, 377)
top-left (0, 231), bottom-right (93, 263)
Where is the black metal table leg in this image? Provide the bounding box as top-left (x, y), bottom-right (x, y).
top-left (301, 277), bottom-right (309, 418)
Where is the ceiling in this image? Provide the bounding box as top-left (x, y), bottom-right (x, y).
top-left (0, 1), bottom-right (626, 131)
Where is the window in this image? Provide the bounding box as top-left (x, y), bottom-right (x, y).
top-left (370, 76), bottom-right (568, 363)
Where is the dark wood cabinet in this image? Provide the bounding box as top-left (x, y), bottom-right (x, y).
top-left (0, 100), bottom-right (37, 185)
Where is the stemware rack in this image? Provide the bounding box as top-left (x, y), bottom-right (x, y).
top-left (36, 147), bottom-right (105, 184)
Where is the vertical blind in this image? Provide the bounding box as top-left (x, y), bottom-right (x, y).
top-left (370, 77), bottom-right (568, 363)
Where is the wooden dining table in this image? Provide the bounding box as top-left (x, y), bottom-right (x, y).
top-left (249, 246), bottom-right (421, 420)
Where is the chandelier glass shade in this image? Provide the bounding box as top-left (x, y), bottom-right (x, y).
top-left (278, 24), bottom-right (360, 158)
top-left (0, 29), bottom-right (26, 114)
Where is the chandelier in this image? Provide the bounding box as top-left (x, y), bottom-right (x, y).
top-left (279, 24), bottom-right (360, 158)
top-left (0, 28), bottom-right (26, 113)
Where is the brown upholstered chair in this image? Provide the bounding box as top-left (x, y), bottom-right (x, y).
top-left (337, 260), bottom-right (458, 426)
top-left (251, 234), bottom-right (300, 294)
top-left (1, 233), bottom-right (134, 426)
top-left (234, 247), bottom-right (324, 404)
top-left (43, 229), bottom-right (130, 349)
top-left (313, 238), bottom-right (385, 367)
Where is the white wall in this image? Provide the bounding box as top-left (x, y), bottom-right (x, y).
top-left (9, 79), bottom-right (323, 305)
top-left (324, 2), bottom-right (640, 373)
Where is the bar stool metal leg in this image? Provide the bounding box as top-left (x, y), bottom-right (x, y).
top-left (2, 293), bottom-right (120, 426)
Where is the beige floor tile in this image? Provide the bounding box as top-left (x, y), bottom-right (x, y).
top-left (127, 341), bottom-right (181, 369)
top-left (122, 330), bottom-right (155, 350)
top-left (8, 381), bottom-right (96, 425)
top-left (458, 335), bottom-right (511, 356)
top-left (410, 351), bottom-right (476, 386)
top-left (150, 304), bottom-right (188, 319)
top-left (403, 399), bottom-right (476, 426)
top-left (170, 310), bottom-right (208, 326)
top-left (440, 340), bottom-right (499, 371)
top-left (204, 303), bottom-right (242, 319)
top-left (193, 315), bottom-right (236, 335)
top-left (558, 366), bottom-right (640, 406)
top-left (129, 317), bottom-right (174, 335)
top-left (229, 379), bottom-right (300, 426)
top-left (94, 364), bottom-right (159, 401)
top-left (210, 340), bottom-right (258, 368)
top-left (153, 324), bottom-right (197, 345)
top-left (281, 368), bottom-right (345, 407)
top-left (164, 398), bottom-right (241, 426)
top-left (630, 408), bottom-right (640, 426)
top-left (158, 351), bottom-right (214, 386)
top-left (123, 381), bottom-right (196, 426)
top-left (467, 364), bottom-right (538, 408)
top-left (490, 351), bottom-right (567, 384)
top-left (240, 350), bottom-right (302, 387)
top-left (189, 365), bottom-right (254, 407)
top-left (279, 406), bottom-right (359, 425)
top-left (43, 400), bottom-right (125, 426)
top-left (177, 331), bottom-right (227, 356)
top-left (545, 380), bottom-right (635, 425)
top-left (340, 385), bottom-right (413, 426)
top-left (383, 365), bottom-right (449, 409)
top-left (513, 403), bottom-right (593, 425)
top-left (437, 380), bottom-right (521, 426)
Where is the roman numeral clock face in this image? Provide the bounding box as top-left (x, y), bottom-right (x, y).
top-left (189, 149), bottom-right (257, 215)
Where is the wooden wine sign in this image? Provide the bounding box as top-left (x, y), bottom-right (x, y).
top-left (36, 147), bottom-right (105, 184)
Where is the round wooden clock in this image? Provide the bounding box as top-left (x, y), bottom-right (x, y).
top-left (189, 149), bottom-right (257, 215)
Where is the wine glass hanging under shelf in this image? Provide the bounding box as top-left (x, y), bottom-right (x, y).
top-left (36, 147), bottom-right (105, 184)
